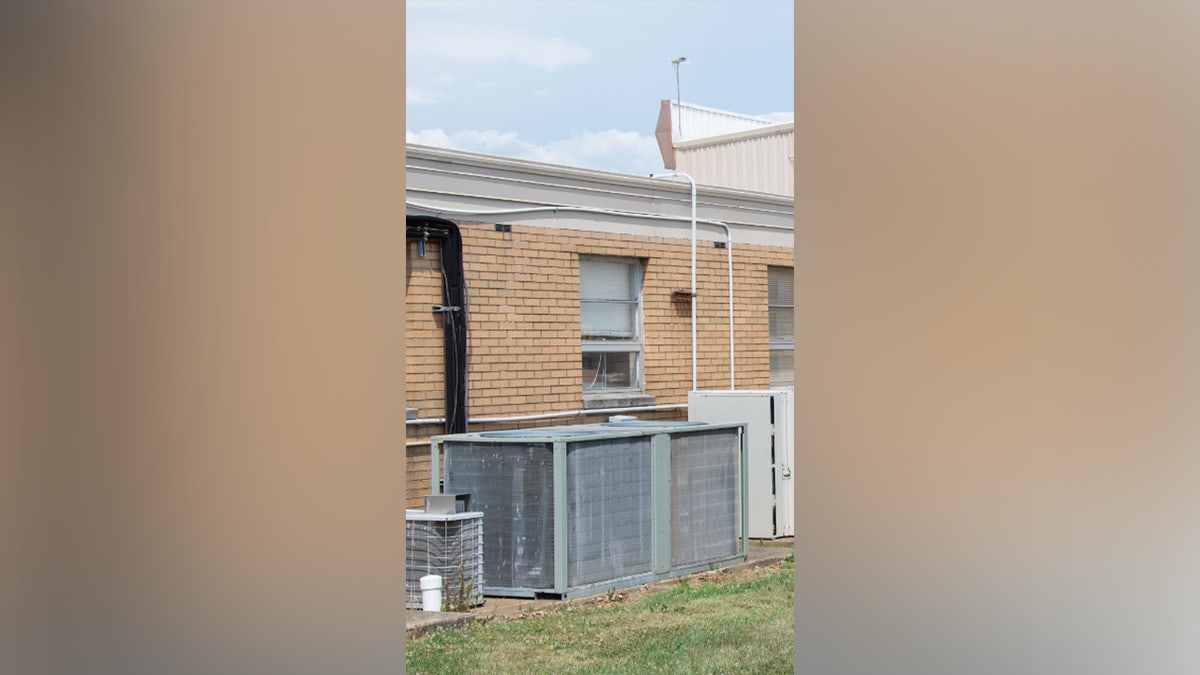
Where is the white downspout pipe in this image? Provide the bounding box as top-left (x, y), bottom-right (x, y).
top-left (651, 172), bottom-right (697, 392)
top-left (714, 221), bottom-right (734, 389)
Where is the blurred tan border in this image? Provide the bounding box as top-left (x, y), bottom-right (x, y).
top-left (6, 3), bottom-right (407, 673)
top-left (795, 3), bottom-right (1200, 673)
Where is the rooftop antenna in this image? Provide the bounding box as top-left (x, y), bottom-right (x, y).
top-left (671, 57), bottom-right (687, 139)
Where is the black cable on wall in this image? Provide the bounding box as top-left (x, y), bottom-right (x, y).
top-left (406, 215), bottom-right (468, 435)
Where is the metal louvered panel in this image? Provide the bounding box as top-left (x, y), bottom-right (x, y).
top-left (443, 441), bottom-right (555, 591)
top-left (566, 437), bottom-right (653, 586)
top-left (405, 511), bottom-right (484, 610)
top-left (675, 125), bottom-right (795, 197)
top-left (670, 429), bottom-right (741, 566)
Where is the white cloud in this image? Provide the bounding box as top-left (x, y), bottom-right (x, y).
top-left (406, 86), bottom-right (441, 105)
top-left (406, 129), bottom-right (454, 146)
top-left (406, 128), bottom-right (663, 176)
top-left (448, 129), bottom-right (529, 155)
top-left (521, 130), bottom-right (660, 172)
top-left (408, 23), bottom-right (592, 71)
top-left (407, 128), bottom-right (529, 157)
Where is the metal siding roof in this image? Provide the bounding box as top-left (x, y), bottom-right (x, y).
top-left (668, 101), bottom-right (778, 142)
top-left (676, 128), bottom-right (795, 197)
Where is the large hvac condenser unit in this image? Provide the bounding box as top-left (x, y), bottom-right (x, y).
top-left (429, 420), bottom-right (748, 599)
top-left (689, 390), bottom-right (794, 538)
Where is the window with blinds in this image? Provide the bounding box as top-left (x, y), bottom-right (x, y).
top-left (580, 256), bottom-right (643, 393)
top-left (768, 266), bottom-right (794, 387)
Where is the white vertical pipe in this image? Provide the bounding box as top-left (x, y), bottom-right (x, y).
top-left (419, 574), bottom-right (442, 612)
top-left (688, 174), bottom-right (696, 391)
top-left (651, 172), bottom-right (698, 392)
top-left (720, 223), bottom-right (734, 389)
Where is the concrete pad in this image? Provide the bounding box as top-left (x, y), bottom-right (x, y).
top-left (405, 610), bottom-right (476, 640)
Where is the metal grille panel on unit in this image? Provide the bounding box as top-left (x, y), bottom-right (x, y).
top-left (405, 510), bottom-right (485, 610)
top-left (566, 437), bottom-right (654, 586)
top-left (444, 441), bottom-right (555, 591)
top-left (670, 429), bottom-right (741, 565)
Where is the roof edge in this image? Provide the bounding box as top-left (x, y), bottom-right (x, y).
top-left (674, 121), bottom-right (794, 149)
top-left (405, 143), bottom-right (794, 206)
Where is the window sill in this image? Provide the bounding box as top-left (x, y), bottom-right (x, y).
top-left (582, 393), bottom-right (656, 410)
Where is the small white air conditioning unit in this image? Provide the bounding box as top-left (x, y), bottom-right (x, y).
top-left (689, 390), bottom-right (794, 538)
top-left (405, 509), bottom-right (484, 610)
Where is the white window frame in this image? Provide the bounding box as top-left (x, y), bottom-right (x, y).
top-left (768, 266), bottom-right (795, 388)
top-left (580, 256), bottom-right (644, 394)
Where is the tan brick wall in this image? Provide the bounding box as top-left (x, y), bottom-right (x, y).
top-left (404, 220), bottom-right (792, 508)
top-left (406, 444), bottom-right (434, 509)
top-left (405, 238), bottom-right (446, 421)
top-left (460, 224), bottom-right (581, 417)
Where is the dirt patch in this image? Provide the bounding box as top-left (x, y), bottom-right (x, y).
top-left (496, 559), bottom-right (792, 621)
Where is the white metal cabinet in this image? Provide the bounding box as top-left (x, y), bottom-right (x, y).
top-left (688, 390), bottom-right (794, 538)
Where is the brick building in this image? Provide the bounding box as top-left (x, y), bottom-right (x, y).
top-left (405, 144), bottom-right (794, 508)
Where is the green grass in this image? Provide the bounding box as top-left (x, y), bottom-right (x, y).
top-left (406, 559), bottom-right (794, 675)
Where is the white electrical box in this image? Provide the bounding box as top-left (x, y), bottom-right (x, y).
top-left (689, 390), bottom-right (794, 538)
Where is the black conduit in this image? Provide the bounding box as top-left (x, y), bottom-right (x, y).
top-left (407, 215), bottom-right (468, 435)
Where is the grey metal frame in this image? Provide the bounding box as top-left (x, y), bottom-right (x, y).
top-left (429, 421), bottom-right (749, 599)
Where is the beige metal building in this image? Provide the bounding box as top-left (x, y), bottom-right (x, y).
top-left (654, 100), bottom-right (794, 197)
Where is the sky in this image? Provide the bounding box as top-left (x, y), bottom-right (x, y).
top-left (406, 0), bottom-right (794, 177)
